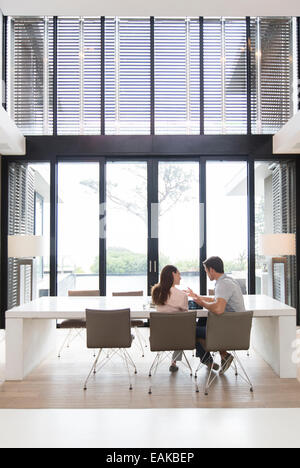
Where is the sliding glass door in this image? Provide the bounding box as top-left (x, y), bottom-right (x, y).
top-left (106, 162), bottom-right (148, 295)
top-left (56, 159), bottom-right (250, 297)
top-left (158, 162), bottom-right (200, 292)
top-left (206, 161), bottom-right (248, 293)
top-left (57, 163), bottom-right (99, 295)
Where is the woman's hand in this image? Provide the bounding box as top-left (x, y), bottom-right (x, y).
top-left (186, 288), bottom-right (201, 303)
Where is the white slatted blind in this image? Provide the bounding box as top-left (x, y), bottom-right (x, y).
top-left (204, 18), bottom-right (247, 134)
top-left (155, 18), bottom-right (200, 135)
top-left (57, 17), bottom-right (101, 135)
top-left (8, 15), bottom-right (297, 136)
top-left (251, 18), bottom-right (294, 134)
top-left (225, 19), bottom-right (247, 134)
top-left (9, 17), bottom-right (53, 135)
top-left (105, 17), bottom-right (151, 135)
top-left (272, 162), bottom-right (297, 307)
top-left (8, 164), bottom-right (35, 309)
top-left (203, 19), bottom-right (222, 134)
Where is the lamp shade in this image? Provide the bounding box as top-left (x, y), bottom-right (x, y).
top-left (8, 235), bottom-right (45, 258)
top-left (260, 233), bottom-right (296, 257)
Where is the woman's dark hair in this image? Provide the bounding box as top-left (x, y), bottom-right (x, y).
top-left (203, 256), bottom-right (224, 274)
top-left (152, 265), bottom-right (178, 306)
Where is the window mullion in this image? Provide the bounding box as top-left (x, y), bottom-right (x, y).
top-left (80, 17), bottom-right (84, 135)
top-left (43, 17), bottom-right (49, 135)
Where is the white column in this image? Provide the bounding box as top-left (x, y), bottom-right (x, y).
top-left (6, 318), bottom-right (57, 381)
top-left (252, 316), bottom-right (297, 379)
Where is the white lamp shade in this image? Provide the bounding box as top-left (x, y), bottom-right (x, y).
top-left (260, 233), bottom-right (296, 257)
top-left (8, 235), bottom-right (45, 258)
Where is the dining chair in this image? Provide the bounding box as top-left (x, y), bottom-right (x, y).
top-left (148, 311), bottom-right (199, 395)
top-left (84, 308), bottom-right (137, 391)
top-left (112, 290), bottom-right (147, 357)
top-left (57, 290), bottom-right (100, 358)
top-left (195, 311), bottom-right (254, 396)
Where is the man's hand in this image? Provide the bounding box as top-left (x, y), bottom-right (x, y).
top-left (186, 288), bottom-right (204, 306)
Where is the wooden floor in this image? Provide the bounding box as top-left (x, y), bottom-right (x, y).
top-left (0, 328), bottom-right (299, 409)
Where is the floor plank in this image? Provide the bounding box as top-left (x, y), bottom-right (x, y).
top-left (0, 329), bottom-right (299, 409)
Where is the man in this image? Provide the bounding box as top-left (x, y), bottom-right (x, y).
top-left (188, 256), bottom-right (246, 375)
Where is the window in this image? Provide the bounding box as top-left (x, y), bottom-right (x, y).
top-left (255, 161), bottom-right (297, 307)
top-left (158, 162), bottom-right (200, 290)
top-left (7, 15), bottom-right (298, 136)
top-left (154, 18), bottom-right (200, 135)
top-left (105, 17), bottom-right (151, 135)
top-left (57, 163), bottom-right (100, 295)
top-left (106, 162), bottom-right (148, 294)
top-left (7, 163), bottom-right (50, 308)
top-left (57, 17), bottom-right (101, 135)
top-left (251, 17), bottom-right (296, 134)
top-left (206, 161), bottom-right (248, 293)
top-left (204, 18), bottom-right (247, 134)
top-left (8, 17), bottom-right (53, 135)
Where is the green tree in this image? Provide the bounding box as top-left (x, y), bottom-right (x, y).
top-left (80, 164), bottom-right (197, 224)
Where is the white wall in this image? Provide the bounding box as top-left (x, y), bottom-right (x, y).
top-left (1, 0), bottom-right (300, 16)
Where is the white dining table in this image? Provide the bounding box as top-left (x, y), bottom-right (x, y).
top-left (5, 294), bottom-right (297, 381)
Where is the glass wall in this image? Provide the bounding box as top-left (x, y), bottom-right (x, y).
top-left (5, 159), bottom-right (298, 311)
top-left (57, 163), bottom-right (99, 295)
top-left (206, 161), bottom-right (248, 294)
top-left (7, 163), bottom-right (50, 309)
top-left (106, 162), bottom-right (148, 295)
top-left (7, 16), bottom-right (298, 136)
top-left (255, 161), bottom-right (297, 307)
top-left (158, 162), bottom-right (200, 291)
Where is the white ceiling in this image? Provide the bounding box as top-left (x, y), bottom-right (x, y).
top-left (1, 0), bottom-right (300, 16)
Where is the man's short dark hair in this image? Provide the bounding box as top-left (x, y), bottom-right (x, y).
top-left (203, 256), bottom-right (224, 274)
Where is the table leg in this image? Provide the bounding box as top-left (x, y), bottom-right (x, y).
top-left (252, 316), bottom-right (297, 379)
top-left (6, 318), bottom-right (57, 381)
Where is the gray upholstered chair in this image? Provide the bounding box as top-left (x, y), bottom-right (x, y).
top-left (84, 308), bottom-right (137, 391)
top-left (148, 311), bottom-right (199, 395)
top-left (57, 290), bottom-right (100, 358)
top-left (112, 290), bottom-right (147, 357)
top-left (195, 311), bottom-right (254, 396)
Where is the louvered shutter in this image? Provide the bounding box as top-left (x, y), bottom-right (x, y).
top-left (204, 18), bottom-right (247, 134)
top-left (224, 19), bottom-right (247, 134)
top-left (272, 162), bottom-right (296, 307)
top-left (8, 17), bottom-right (53, 135)
top-left (251, 18), bottom-right (294, 134)
top-left (57, 17), bottom-right (101, 135)
top-left (8, 164), bottom-right (35, 309)
top-left (105, 17), bottom-right (151, 135)
top-left (154, 18), bottom-right (200, 135)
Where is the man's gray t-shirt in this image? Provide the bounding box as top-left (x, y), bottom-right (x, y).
top-left (215, 274), bottom-right (246, 313)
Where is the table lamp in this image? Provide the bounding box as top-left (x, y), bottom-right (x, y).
top-left (260, 233), bottom-right (296, 304)
top-left (8, 235), bottom-right (45, 305)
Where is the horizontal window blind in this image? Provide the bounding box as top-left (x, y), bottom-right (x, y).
top-left (155, 18), bottom-right (200, 135)
top-left (7, 15), bottom-right (297, 136)
top-left (251, 18), bottom-right (294, 134)
top-left (57, 17), bottom-right (101, 135)
top-left (105, 17), bottom-right (151, 135)
top-left (8, 17), bottom-right (53, 135)
top-left (8, 164), bottom-right (35, 309)
top-left (272, 162), bottom-right (297, 307)
top-left (204, 18), bottom-right (247, 135)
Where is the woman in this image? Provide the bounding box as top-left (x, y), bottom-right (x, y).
top-left (152, 265), bottom-right (188, 372)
